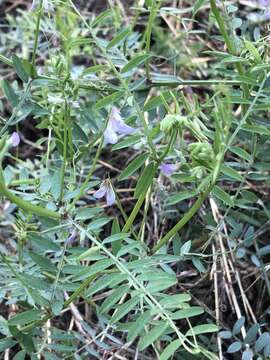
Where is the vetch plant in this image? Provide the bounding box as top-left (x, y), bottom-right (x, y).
top-left (0, 1), bottom-right (269, 359)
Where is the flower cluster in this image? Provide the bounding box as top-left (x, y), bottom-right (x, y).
top-left (104, 107), bottom-right (135, 144)
top-left (160, 114), bottom-right (186, 133)
top-left (188, 142), bottom-right (215, 164)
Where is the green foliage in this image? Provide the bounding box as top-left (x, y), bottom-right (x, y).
top-left (0, 0), bottom-right (270, 359)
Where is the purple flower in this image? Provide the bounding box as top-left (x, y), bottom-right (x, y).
top-left (264, 9), bottom-right (270, 18)
top-left (65, 229), bottom-right (77, 245)
top-left (104, 107), bottom-right (135, 144)
top-left (30, 0), bottom-right (36, 10)
top-left (94, 180), bottom-right (116, 206)
top-left (260, 0), bottom-right (270, 7)
top-left (160, 163), bottom-right (178, 176)
top-left (9, 132), bottom-right (20, 147)
top-left (30, 0), bottom-right (54, 12)
top-left (259, 0), bottom-right (270, 18)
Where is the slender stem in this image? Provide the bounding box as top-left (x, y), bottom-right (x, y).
top-left (121, 131), bottom-right (176, 234)
top-left (144, 0), bottom-right (161, 79)
top-left (0, 168), bottom-right (60, 219)
top-left (32, 0), bottom-right (43, 66)
top-left (60, 102), bottom-right (69, 202)
top-left (115, 192), bottom-right (140, 241)
top-left (0, 81), bottom-right (32, 137)
top-left (20, 274), bottom-right (97, 333)
top-left (152, 186), bottom-right (212, 254)
top-left (10, 178), bottom-right (38, 186)
top-left (159, 130), bottom-right (177, 162)
top-left (209, 0), bottom-right (249, 114)
top-left (121, 163), bottom-right (158, 233)
top-left (68, 136), bottom-right (104, 210)
top-left (0, 54), bottom-right (13, 66)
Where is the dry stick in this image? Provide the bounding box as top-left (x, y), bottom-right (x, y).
top-left (210, 198), bottom-right (247, 339)
top-left (64, 292), bottom-right (91, 339)
top-left (221, 217), bottom-right (259, 327)
top-left (211, 242), bottom-right (223, 360)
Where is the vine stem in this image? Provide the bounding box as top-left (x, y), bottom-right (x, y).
top-left (67, 135), bottom-right (104, 210)
top-left (0, 168), bottom-right (60, 219)
top-left (32, 0), bottom-right (43, 66)
top-left (209, 0), bottom-right (250, 114)
top-left (59, 102), bottom-right (69, 202)
top-left (121, 163), bottom-right (158, 233)
top-left (144, 0), bottom-right (162, 79)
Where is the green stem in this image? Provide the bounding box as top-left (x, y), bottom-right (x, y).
top-left (122, 132), bottom-right (176, 234)
top-left (32, 0), bottom-right (43, 66)
top-left (144, 0), bottom-right (161, 79)
top-left (122, 193), bottom-right (147, 233)
top-left (152, 186), bottom-right (212, 253)
top-left (115, 192), bottom-right (140, 241)
top-left (10, 178), bottom-right (38, 186)
top-left (60, 102), bottom-right (69, 202)
top-left (0, 169), bottom-right (60, 219)
top-left (0, 54), bottom-right (13, 67)
top-left (0, 82), bottom-right (32, 137)
top-left (209, 0), bottom-right (249, 113)
top-left (121, 163), bottom-right (158, 233)
top-left (68, 136), bottom-right (104, 210)
top-left (20, 274), bottom-right (97, 333)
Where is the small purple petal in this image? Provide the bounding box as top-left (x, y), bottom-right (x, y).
top-left (106, 185), bottom-right (116, 206)
top-left (43, 0), bottom-right (54, 12)
top-left (110, 106), bottom-right (122, 122)
top-left (160, 163), bottom-right (178, 176)
top-left (9, 132), bottom-right (20, 147)
top-left (264, 9), bottom-right (270, 18)
top-left (109, 106), bottom-right (135, 135)
top-left (104, 125), bottom-right (118, 144)
top-left (94, 184), bottom-right (107, 199)
top-left (66, 229), bottom-right (77, 245)
top-left (260, 0), bottom-right (270, 7)
top-left (30, 0), bottom-right (36, 11)
top-left (111, 118), bottom-right (135, 135)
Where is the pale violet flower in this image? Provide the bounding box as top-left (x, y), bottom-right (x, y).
top-left (94, 180), bottom-right (116, 206)
top-left (260, 0), bottom-right (270, 6)
top-left (8, 132), bottom-right (20, 147)
top-left (160, 163), bottom-right (178, 176)
top-left (65, 229), bottom-right (77, 245)
top-left (104, 107), bottom-right (135, 144)
top-left (31, 0), bottom-right (54, 12)
top-left (259, 0), bottom-right (270, 18)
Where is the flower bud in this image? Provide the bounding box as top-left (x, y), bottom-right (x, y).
top-left (188, 142), bottom-right (214, 163)
top-left (191, 166), bottom-right (205, 179)
top-left (8, 132), bottom-right (20, 147)
top-left (160, 114), bottom-right (186, 133)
